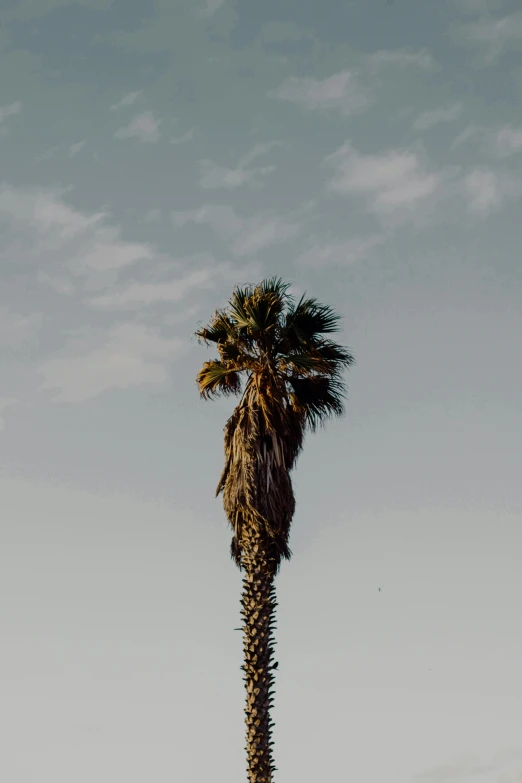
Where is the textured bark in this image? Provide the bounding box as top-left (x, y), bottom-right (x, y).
top-left (240, 528), bottom-right (278, 783)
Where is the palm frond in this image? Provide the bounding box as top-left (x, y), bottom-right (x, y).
top-left (227, 285), bottom-right (253, 330)
top-left (288, 375), bottom-right (347, 432)
top-left (258, 276), bottom-right (293, 300)
top-left (228, 287), bottom-right (285, 340)
top-left (196, 309), bottom-right (236, 345)
top-left (283, 296), bottom-right (343, 348)
top-left (196, 360), bottom-right (242, 399)
top-left (284, 340), bottom-right (355, 376)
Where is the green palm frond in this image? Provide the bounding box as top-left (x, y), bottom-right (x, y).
top-left (258, 276), bottom-right (293, 300)
top-left (227, 290), bottom-right (283, 341)
top-left (227, 286), bottom-right (252, 330)
top-left (247, 292), bottom-right (284, 335)
top-left (217, 341), bottom-right (244, 363)
top-left (196, 309), bottom-right (236, 345)
top-left (288, 375), bottom-right (346, 432)
top-left (283, 296), bottom-right (343, 348)
top-left (285, 340), bottom-right (355, 376)
top-left (196, 360), bottom-right (242, 399)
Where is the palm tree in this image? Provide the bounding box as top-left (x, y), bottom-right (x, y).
top-left (195, 277), bottom-right (354, 782)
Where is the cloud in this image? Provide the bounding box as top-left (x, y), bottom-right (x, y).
top-left (172, 204), bottom-right (243, 235)
top-left (326, 142), bottom-right (441, 225)
top-left (75, 238), bottom-right (153, 273)
top-left (271, 71), bottom-right (371, 115)
top-left (0, 183), bottom-right (104, 239)
top-left (3, 0), bottom-right (112, 22)
top-left (69, 140), bottom-right (86, 157)
top-left (0, 397), bottom-right (20, 433)
top-left (364, 48), bottom-right (436, 71)
top-left (450, 124), bottom-right (486, 150)
top-left (170, 129), bottom-right (194, 144)
top-left (141, 208), bottom-right (162, 223)
top-left (325, 140), bottom-right (522, 225)
top-left (453, 0), bottom-right (507, 13)
top-left (456, 12), bottom-right (522, 61)
top-left (495, 125), bottom-right (522, 157)
top-left (232, 215), bottom-right (302, 255)
top-left (417, 751), bottom-right (522, 783)
top-left (414, 103), bottom-right (462, 131)
top-left (0, 183), bottom-right (155, 292)
top-left (449, 122), bottom-right (522, 158)
top-left (35, 146), bottom-right (59, 161)
top-left (197, 0), bottom-right (225, 17)
top-left (199, 143), bottom-right (280, 189)
top-left (110, 91), bottom-right (142, 111)
top-left (296, 236), bottom-right (384, 268)
top-left (462, 167), bottom-right (522, 215)
top-left (39, 323), bottom-right (185, 403)
top-left (89, 265), bottom-right (217, 309)
top-left (0, 307), bottom-right (42, 353)
top-left (114, 111), bottom-right (160, 143)
top-left (172, 203), bottom-right (304, 255)
top-left (0, 101), bottom-right (22, 123)
top-left (415, 759), bottom-right (493, 783)
top-left (164, 306), bottom-right (200, 327)
top-left (0, 184), bottom-right (243, 407)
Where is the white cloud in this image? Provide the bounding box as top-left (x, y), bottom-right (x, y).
top-left (495, 125), bottom-right (522, 157)
top-left (73, 237), bottom-right (153, 272)
top-left (233, 214), bottom-right (301, 255)
top-left (36, 272), bottom-right (75, 295)
top-left (170, 129), bottom-right (194, 144)
top-left (453, 0), bottom-right (507, 12)
top-left (296, 236), bottom-right (384, 268)
top-left (325, 140), bottom-right (522, 225)
top-left (462, 168), bottom-right (522, 215)
top-left (0, 183), bottom-right (155, 291)
top-left (89, 266), bottom-right (217, 309)
top-left (271, 71), bottom-right (371, 115)
top-left (4, 0), bottom-right (112, 23)
top-left (39, 323), bottom-right (185, 403)
top-left (114, 111), bottom-right (160, 143)
top-left (0, 183), bottom-right (104, 239)
top-left (199, 143), bottom-right (280, 189)
top-left (457, 12), bottom-right (522, 61)
top-left (0, 184), bottom-right (236, 406)
top-left (69, 140), bottom-right (86, 157)
top-left (164, 306), bottom-right (200, 327)
top-left (414, 103), bottom-right (462, 131)
top-left (0, 307), bottom-right (42, 352)
top-left (35, 146), bottom-right (59, 161)
top-left (450, 124), bottom-right (485, 150)
top-left (110, 91), bottom-right (142, 111)
top-left (200, 161), bottom-right (275, 189)
top-left (197, 0), bottom-right (225, 17)
top-left (326, 142), bottom-right (441, 224)
top-left (0, 101), bottom-right (21, 123)
top-left (141, 208), bottom-right (162, 223)
top-left (364, 48), bottom-right (435, 71)
top-left (172, 204), bottom-right (243, 235)
top-left (172, 203), bottom-right (304, 255)
top-left (0, 397), bottom-right (20, 432)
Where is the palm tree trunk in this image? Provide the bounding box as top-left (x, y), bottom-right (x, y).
top-left (240, 529), bottom-right (278, 783)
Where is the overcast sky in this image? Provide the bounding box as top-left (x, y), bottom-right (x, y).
top-left (1, 0), bottom-right (522, 781)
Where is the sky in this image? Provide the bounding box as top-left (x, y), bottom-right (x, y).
top-left (1, 0), bottom-right (522, 780)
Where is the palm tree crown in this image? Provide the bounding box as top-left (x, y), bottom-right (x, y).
top-left (196, 276), bottom-right (355, 572)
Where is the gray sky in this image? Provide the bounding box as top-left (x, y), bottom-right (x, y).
top-left (1, 0), bottom-right (521, 781)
